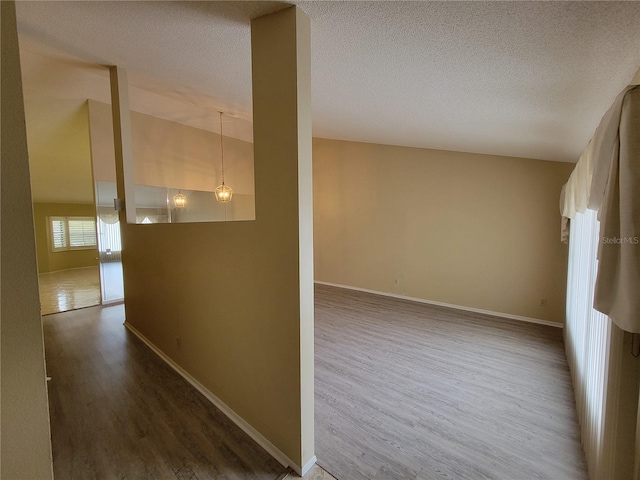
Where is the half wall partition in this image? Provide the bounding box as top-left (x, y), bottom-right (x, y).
top-left (88, 98), bottom-right (257, 304)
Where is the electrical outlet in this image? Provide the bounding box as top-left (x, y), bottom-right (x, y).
top-left (394, 278), bottom-right (400, 286)
top-left (540, 299), bottom-right (547, 307)
top-left (177, 336), bottom-right (182, 348)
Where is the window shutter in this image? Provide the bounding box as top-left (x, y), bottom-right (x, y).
top-left (51, 218), bottom-right (67, 250)
top-left (68, 219), bottom-right (97, 247)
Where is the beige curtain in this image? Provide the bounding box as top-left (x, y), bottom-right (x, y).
top-left (561, 85), bottom-right (640, 334)
top-left (592, 86), bottom-right (640, 333)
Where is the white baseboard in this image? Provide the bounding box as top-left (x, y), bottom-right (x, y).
top-left (301, 455), bottom-right (317, 476)
top-left (123, 322), bottom-right (306, 475)
top-left (314, 281), bottom-right (563, 329)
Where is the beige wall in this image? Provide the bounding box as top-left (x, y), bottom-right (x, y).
top-left (33, 202), bottom-right (99, 273)
top-left (26, 100), bottom-right (95, 204)
top-left (1, 1), bottom-right (54, 477)
top-left (115, 6), bottom-right (314, 471)
top-left (88, 99), bottom-right (255, 194)
top-left (313, 138), bottom-right (574, 324)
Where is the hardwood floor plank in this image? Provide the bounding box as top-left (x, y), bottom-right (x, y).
top-left (43, 305), bottom-right (288, 480)
top-left (314, 285), bottom-right (587, 480)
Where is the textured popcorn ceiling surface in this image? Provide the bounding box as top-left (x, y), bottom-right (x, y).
top-left (16, 1), bottom-right (640, 162)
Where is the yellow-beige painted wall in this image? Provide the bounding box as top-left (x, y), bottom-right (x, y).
top-left (1, 1), bottom-right (54, 477)
top-left (313, 138), bottom-right (574, 324)
top-left (33, 202), bottom-right (99, 273)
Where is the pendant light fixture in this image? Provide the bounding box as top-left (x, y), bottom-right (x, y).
top-left (214, 111), bottom-right (233, 203)
top-left (173, 190), bottom-right (187, 208)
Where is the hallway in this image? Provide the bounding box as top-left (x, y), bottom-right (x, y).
top-left (43, 305), bottom-right (288, 479)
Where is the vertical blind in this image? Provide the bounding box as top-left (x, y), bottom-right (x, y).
top-left (97, 219), bottom-right (122, 262)
top-left (565, 208), bottom-right (624, 479)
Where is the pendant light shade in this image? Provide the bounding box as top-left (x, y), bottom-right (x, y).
top-left (214, 184), bottom-right (233, 203)
top-left (173, 191), bottom-right (187, 208)
top-left (215, 111), bottom-right (233, 203)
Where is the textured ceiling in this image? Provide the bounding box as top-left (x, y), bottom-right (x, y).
top-left (16, 1), bottom-right (640, 163)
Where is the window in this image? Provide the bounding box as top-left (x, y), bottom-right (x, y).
top-left (49, 216), bottom-right (97, 252)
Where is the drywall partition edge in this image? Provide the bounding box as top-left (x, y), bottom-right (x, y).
top-left (109, 66), bottom-right (136, 223)
top-left (293, 6), bottom-right (316, 469)
top-left (110, 6), bottom-right (314, 472)
top-left (0, 1), bottom-right (54, 477)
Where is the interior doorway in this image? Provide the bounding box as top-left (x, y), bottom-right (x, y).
top-left (31, 182), bottom-right (126, 315)
top-left (32, 204), bottom-right (102, 315)
top-left (21, 42), bottom-right (125, 315)
top-left (31, 187), bottom-right (125, 314)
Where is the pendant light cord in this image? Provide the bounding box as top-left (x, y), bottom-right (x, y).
top-left (219, 111), bottom-right (225, 184)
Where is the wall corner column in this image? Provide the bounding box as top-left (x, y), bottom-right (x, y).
top-left (251, 5), bottom-right (315, 475)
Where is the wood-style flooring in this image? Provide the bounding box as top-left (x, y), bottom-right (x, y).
top-left (38, 266), bottom-right (101, 315)
top-left (44, 283), bottom-right (585, 479)
top-left (44, 304), bottom-right (288, 479)
top-left (314, 285), bottom-right (587, 480)
top-left (286, 464), bottom-right (337, 480)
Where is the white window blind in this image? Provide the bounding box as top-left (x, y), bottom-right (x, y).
top-left (49, 216), bottom-right (97, 251)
